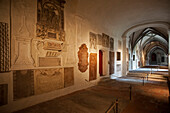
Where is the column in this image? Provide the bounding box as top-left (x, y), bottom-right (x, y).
top-left (122, 37), bottom-right (127, 76)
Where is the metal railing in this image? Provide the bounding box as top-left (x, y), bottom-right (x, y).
top-left (106, 99), bottom-right (118, 113)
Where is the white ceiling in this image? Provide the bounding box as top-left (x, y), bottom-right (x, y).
top-left (74, 0), bottom-right (170, 37)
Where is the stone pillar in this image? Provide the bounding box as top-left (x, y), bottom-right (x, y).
top-left (122, 37), bottom-right (127, 76)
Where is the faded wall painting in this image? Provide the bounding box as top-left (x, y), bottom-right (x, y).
top-left (37, 0), bottom-right (65, 41)
top-left (118, 40), bottom-right (121, 50)
top-left (0, 84), bottom-right (8, 106)
top-left (89, 32), bottom-right (97, 52)
top-left (39, 57), bottom-right (61, 67)
top-left (109, 52), bottom-right (114, 75)
top-left (64, 67), bottom-right (74, 87)
top-left (102, 33), bottom-right (109, 48)
top-left (89, 53), bottom-right (97, 81)
top-left (13, 70), bottom-right (34, 100)
top-left (110, 37), bottom-right (114, 51)
top-left (34, 68), bottom-right (64, 95)
top-left (78, 44), bottom-right (88, 72)
top-left (0, 22), bottom-right (10, 72)
top-left (97, 34), bottom-right (102, 45)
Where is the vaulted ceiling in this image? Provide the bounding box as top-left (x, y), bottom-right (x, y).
top-left (72, 0), bottom-right (170, 37)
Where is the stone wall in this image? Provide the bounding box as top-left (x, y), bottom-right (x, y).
top-left (0, 0), bottom-right (123, 112)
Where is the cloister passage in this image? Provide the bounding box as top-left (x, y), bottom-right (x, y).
top-left (121, 22), bottom-right (170, 76)
top-left (128, 27), bottom-right (168, 70)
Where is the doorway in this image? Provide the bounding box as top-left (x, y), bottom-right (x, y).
top-left (99, 50), bottom-right (103, 76)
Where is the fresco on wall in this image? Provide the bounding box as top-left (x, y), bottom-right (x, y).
top-left (0, 22), bottom-right (10, 72)
top-left (64, 67), bottom-right (74, 87)
top-left (97, 34), bottom-right (102, 45)
top-left (78, 44), bottom-right (88, 72)
top-left (118, 40), bottom-right (121, 50)
top-left (39, 57), bottom-right (61, 67)
top-left (34, 68), bottom-right (64, 95)
top-left (0, 84), bottom-right (8, 106)
top-left (89, 32), bottom-right (97, 52)
top-left (37, 0), bottom-right (65, 41)
top-left (109, 52), bottom-right (114, 75)
top-left (13, 70), bottom-right (34, 100)
top-left (102, 33), bottom-right (109, 48)
top-left (89, 53), bottom-right (97, 81)
top-left (110, 37), bottom-right (114, 51)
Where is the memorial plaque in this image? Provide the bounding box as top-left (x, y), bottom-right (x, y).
top-left (102, 33), bottom-right (109, 48)
top-left (64, 67), bottom-right (74, 87)
top-left (97, 34), bottom-right (102, 45)
top-left (0, 84), bottom-right (8, 106)
top-left (13, 70), bottom-right (34, 100)
top-left (39, 57), bottom-right (61, 67)
top-left (89, 32), bottom-right (97, 52)
top-left (117, 64), bottom-right (121, 74)
top-left (78, 44), bottom-right (88, 72)
top-left (34, 68), bottom-right (64, 95)
top-left (89, 53), bottom-right (97, 81)
top-left (118, 40), bottom-right (121, 50)
top-left (109, 52), bottom-right (114, 74)
top-left (110, 37), bottom-right (114, 51)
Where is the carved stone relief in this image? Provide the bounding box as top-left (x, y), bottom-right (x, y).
top-left (78, 44), bottom-right (88, 72)
top-left (0, 22), bottom-right (10, 72)
top-left (110, 37), bottom-right (114, 51)
top-left (89, 53), bottom-right (97, 81)
top-left (118, 40), bottom-right (121, 50)
top-left (34, 68), bottom-right (64, 95)
top-left (46, 51), bottom-right (61, 57)
top-left (64, 67), bottom-right (74, 87)
top-left (32, 0), bottom-right (66, 67)
top-left (39, 57), bottom-right (61, 67)
top-left (43, 41), bottom-right (63, 51)
top-left (102, 33), bottom-right (109, 48)
top-left (89, 32), bottom-right (97, 52)
top-left (12, 0), bottom-right (35, 69)
top-left (13, 70), bottom-right (34, 100)
top-left (0, 84), bottom-right (8, 106)
top-left (32, 39), bottom-right (63, 67)
top-left (97, 34), bottom-right (102, 45)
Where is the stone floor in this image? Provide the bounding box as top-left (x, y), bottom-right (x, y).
top-left (14, 76), bottom-right (170, 113)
